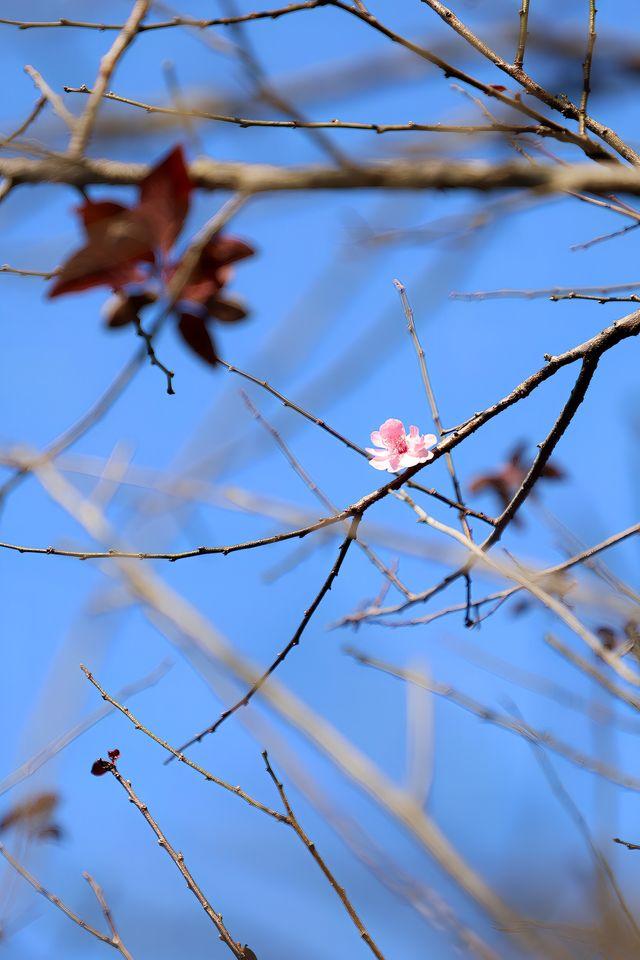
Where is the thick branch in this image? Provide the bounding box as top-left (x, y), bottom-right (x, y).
top-left (5, 155), bottom-right (640, 194)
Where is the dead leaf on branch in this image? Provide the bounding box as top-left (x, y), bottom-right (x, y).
top-left (469, 441), bottom-right (566, 521)
top-left (48, 145), bottom-right (256, 368)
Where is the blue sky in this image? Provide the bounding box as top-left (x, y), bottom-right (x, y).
top-left (1, 2), bottom-right (639, 958)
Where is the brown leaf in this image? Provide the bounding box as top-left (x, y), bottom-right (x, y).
top-left (138, 145), bottom-right (193, 255)
top-left (48, 208), bottom-right (154, 298)
top-left (208, 295), bottom-right (248, 324)
top-left (78, 199), bottom-right (128, 234)
top-left (103, 290), bottom-right (158, 328)
top-left (0, 791), bottom-right (59, 834)
top-left (178, 312), bottom-right (218, 365)
top-left (175, 234), bottom-right (255, 305)
top-left (469, 442), bottom-right (565, 520)
top-left (91, 759), bottom-right (113, 777)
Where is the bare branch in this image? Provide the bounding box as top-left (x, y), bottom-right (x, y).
top-left (105, 764), bottom-right (246, 957)
top-left (0, 843), bottom-right (123, 951)
top-left (7, 155), bottom-right (640, 195)
top-left (263, 752), bottom-right (386, 960)
top-left (68, 0), bottom-right (151, 157)
top-left (173, 512), bottom-right (362, 751)
top-left (24, 64), bottom-right (76, 131)
top-left (83, 874), bottom-right (135, 960)
top-left (419, 0), bottom-right (639, 164)
top-left (579, 0), bottom-right (598, 136)
top-left (347, 651), bottom-right (640, 791)
top-left (0, 3), bottom-right (328, 32)
top-left (80, 665), bottom-right (287, 823)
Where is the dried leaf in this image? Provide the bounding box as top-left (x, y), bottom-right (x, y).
top-left (178, 312), bottom-right (218, 365)
top-left (0, 791), bottom-right (59, 833)
top-left (138, 145), bottom-right (193, 254)
top-left (208, 295), bottom-right (248, 324)
top-left (103, 290), bottom-right (158, 328)
top-left (49, 208), bottom-right (154, 298)
top-left (91, 758), bottom-right (113, 777)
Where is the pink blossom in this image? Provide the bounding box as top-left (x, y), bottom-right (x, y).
top-left (367, 418), bottom-right (437, 473)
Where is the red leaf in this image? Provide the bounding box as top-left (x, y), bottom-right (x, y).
top-left (91, 758), bottom-right (113, 777)
top-left (201, 235), bottom-right (255, 268)
top-left (178, 312), bottom-right (218, 365)
top-left (175, 234), bottom-right (255, 305)
top-left (208, 295), bottom-right (248, 324)
top-left (107, 748), bottom-right (121, 762)
top-left (78, 199), bottom-right (128, 235)
top-left (48, 209), bottom-right (154, 298)
top-left (103, 290), bottom-right (158, 327)
top-left (138, 145), bottom-right (193, 254)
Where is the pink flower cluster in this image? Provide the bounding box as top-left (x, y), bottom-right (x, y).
top-left (367, 419), bottom-right (437, 473)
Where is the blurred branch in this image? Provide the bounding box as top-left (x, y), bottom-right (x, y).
top-left (452, 282), bottom-right (640, 300)
top-left (579, 0), bottom-right (598, 136)
top-left (0, 659), bottom-right (172, 797)
top-left (262, 752), bottom-right (386, 960)
top-left (0, 192), bottom-right (248, 508)
top-left (419, 0), bottom-right (638, 164)
top-left (8, 155), bottom-right (640, 194)
top-left (514, 0), bottom-right (530, 69)
top-left (347, 649), bottom-right (640, 791)
top-left (174, 512), bottom-right (361, 748)
top-left (23, 65), bottom-right (75, 132)
top-left (80, 665), bottom-right (287, 822)
top-left (0, 95), bottom-right (46, 146)
top-left (3, 310), bottom-right (639, 564)
top-left (83, 874), bottom-right (135, 960)
top-left (68, 0), bottom-right (151, 157)
top-left (0, 843), bottom-right (133, 956)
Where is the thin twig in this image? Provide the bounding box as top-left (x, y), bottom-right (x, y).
top-left (614, 838), bottom-right (640, 851)
top-left (171, 513), bottom-right (362, 753)
top-left (579, 0), bottom-right (597, 137)
top-left (451, 282), bottom-right (640, 301)
top-left (62, 87), bottom-right (570, 137)
top-left (131, 314), bottom-right (175, 395)
top-left (0, 96), bottom-right (47, 145)
top-left (0, 843), bottom-right (120, 950)
top-left (506, 701), bottom-right (640, 943)
top-left (80, 665), bottom-right (287, 822)
top-left (550, 293), bottom-right (640, 304)
top-left (83, 874), bottom-right (135, 960)
top-left (68, 0), bottom-right (151, 157)
top-left (241, 390), bottom-right (411, 597)
top-left (262, 752), bottom-right (386, 960)
top-left (0, 192), bottom-right (248, 507)
top-left (514, 0), bottom-right (530, 69)
top-left (483, 354), bottom-right (600, 545)
top-left (0, 659), bottom-right (172, 797)
top-left (24, 65), bottom-right (76, 131)
top-left (106, 764), bottom-right (245, 957)
top-left (0, 3), bottom-right (328, 32)
top-left (0, 264), bottom-right (58, 279)
top-left (347, 651), bottom-right (640, 791)
top-left (417, 0), bottom-right (638, 164)
top-left (394, 278), bottom-right (475, 624)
